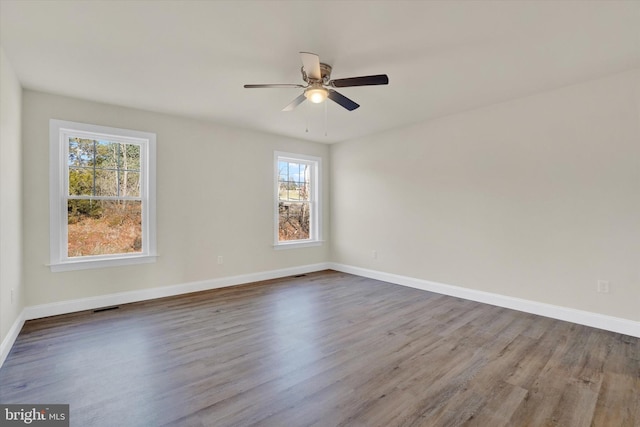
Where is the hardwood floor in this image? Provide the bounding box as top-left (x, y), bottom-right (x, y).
top-left (1, 270), bottom-right (638, 426)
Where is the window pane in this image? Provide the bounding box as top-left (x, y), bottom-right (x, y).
top-left (68, 168), bottom-right (94, 196)
top-left (288, 186), bottom-right (301, 201)
top-left (120, 143), bottom-right (141, 170)
top-left (278, 176), bottom-right (298, 201)
top-left (67, 200), bottom-right (142, 257)
top-left (119, 171), bottom-right (140, 198)
top-left (95, 141), bottom-right (119, 168)
top-left (297, 181), bottom-right (310, 201)
top-left (95, 169), bottom-right (118, 196)
top-left (278, 161), bottom-right (289, 180)
top-left (278, 201), bottom-right (310, 241)
top-left (68, 138), bottom-right (94, 167)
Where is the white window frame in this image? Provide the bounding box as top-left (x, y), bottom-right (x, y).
top-left (49, 119), bottom-right (157, 272)
top-left (274, 151), bottom-right (322, 249)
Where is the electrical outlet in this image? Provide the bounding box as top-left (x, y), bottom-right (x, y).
top-left (371, 250), bottom-right (377, 259)
top-left (217, 256), bottom-right (223, 265)
top-left (597, 280), bottom-right (610, 294)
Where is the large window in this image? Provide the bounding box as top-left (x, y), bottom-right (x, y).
top-left (49, 120), bottom-right (156, 271)
top-left (275, 152), bottom-right (321, 248)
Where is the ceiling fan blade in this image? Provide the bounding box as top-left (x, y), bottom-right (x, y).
top-left (244, 84), bottom-right (305, 88)
top-left (282, 94), bottom-right (307, 111)
top-left (300, 52), bottom-right (322, 80)
top-left (328, 90), bottom-right (359, 111)
top-left (330, 74), bottom-right (389, 88)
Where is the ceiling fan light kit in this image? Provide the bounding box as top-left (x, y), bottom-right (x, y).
top-left (244, 52), bottom-right (389, 111)
top-left (305, 86), bottom-right (328, 104)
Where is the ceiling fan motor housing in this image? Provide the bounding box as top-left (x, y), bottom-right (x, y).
top-left (319, 63), bottom-right (332, 84)
top-left (302, 63), bottom-right (333, 84)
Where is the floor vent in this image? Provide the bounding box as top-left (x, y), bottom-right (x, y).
top-left (93, 306), bottom-right (120, 313)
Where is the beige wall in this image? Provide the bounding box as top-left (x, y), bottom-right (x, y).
top-left (22, 90), bottom-right (330, 306)
top-left (0, 47), bottom-right (24, 341)
top-left (331, 69), bottom-right (640, 321)
top-left (9, 66), bottom-right (640, 325)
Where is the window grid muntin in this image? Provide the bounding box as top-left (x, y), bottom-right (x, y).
top-left (67, 137), bottom-right (142, 199)
top-left (278, 160), bottom-right (312, 202)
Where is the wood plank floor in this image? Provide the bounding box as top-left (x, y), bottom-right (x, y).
top-left (1, 270), bottom-right (638, 426)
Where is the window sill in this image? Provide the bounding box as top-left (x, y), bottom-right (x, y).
top-left (273, 240), bottom-right (323, 250)
top-left (49, 254), bottom-right (158, 272)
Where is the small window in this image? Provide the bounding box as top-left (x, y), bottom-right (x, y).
top-left (49, 120), bottom-right (157, 271)
top-left (274, 152), bottom-right (322, 248)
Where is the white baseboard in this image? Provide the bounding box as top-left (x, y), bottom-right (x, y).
top-left (329, 263), bottom-right (640, 338)
top-left (3, 261), bottom-right (637, 372)
top-left (0, 309), bottom-right (25, 369)
top-left (24, 263), bottom-right (331, 321)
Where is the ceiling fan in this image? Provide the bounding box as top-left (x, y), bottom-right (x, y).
top-left (244, 52), bottom-right (389, 111)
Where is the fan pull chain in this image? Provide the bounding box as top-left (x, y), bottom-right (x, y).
top-left (324, 101), bottom-right (328, 137)
top-left (305, 102), bottom-right (309, 133)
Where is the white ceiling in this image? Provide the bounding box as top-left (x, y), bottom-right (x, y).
top-left (1, 0), bottom-right (639, 143)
